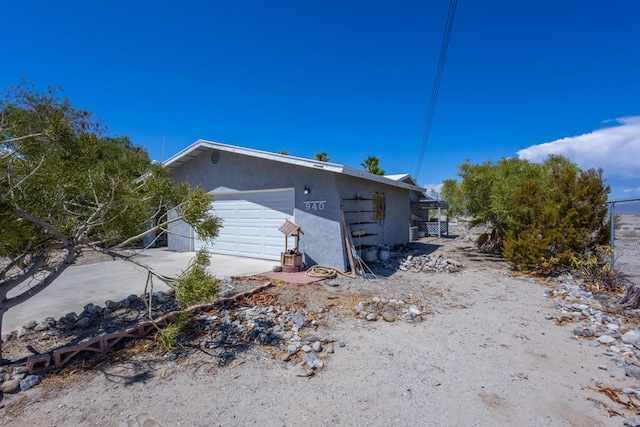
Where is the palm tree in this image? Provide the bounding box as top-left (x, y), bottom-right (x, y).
top-left (361, 156), bottom-right (385, 175)
top-left (278, 150), bottom-right (289, 155)
top-left (313, 152), bottom-right (330, 162)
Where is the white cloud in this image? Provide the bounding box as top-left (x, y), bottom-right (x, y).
top-left (421, 182), bottom-right (443, 197)
top-left (624, 187), bottom-right (640, 194)
top-left (517, 116), bottom-right (640, 179)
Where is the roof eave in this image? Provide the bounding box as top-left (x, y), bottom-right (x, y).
top-left (164, 139), bottom-right (426, 193)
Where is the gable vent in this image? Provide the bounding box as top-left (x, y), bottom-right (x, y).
top-left (210, 150), bottom-right (221, 164)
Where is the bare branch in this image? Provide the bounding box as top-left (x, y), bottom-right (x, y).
top-left (85, 244), bottom-right (175, 285)
top-left (1, 202), bottom-right (67, 239)
top-left (0, 133), bottom-right (44, 144)
top-left (0, 253), bottom-right (47, 300)
top-left (2, 247), bottom-right (77, 309)
top-left (3, 155), bottom-right (46, 198)
top-left (110, 214), bottom-right (184, 249)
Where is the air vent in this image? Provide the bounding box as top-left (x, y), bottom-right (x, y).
top-left (210, 150), bottom-right (220, 164)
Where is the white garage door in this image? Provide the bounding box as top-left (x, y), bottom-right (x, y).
top-left (194, 189), bottom-right (294, 260)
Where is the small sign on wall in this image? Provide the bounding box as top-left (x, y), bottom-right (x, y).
top-left (304, 200), bottom-right (326, 211)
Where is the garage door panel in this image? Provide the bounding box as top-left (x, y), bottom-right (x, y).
top-left (194, 189), bottom-right (294, 260)
top-left (238, 209), bottom-right (263, 220)
top-left (237, 242), bottom-right (262, 255)
top-left (217, 227), bottom-right (238, 237)
top-left (238, 226), bottom-right (261, 236)
top-left (264, 228), bottom-right (283, 238)
top-left (264, 244), bottom-right (285, 258)
top-left (212, 241), bottom-right (237, 252)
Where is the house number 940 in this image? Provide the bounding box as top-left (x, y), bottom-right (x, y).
top-left (304, 200), bottom-right (326, 211)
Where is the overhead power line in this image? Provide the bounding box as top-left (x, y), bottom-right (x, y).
top-left (414, 0), bottom-right (459, 179)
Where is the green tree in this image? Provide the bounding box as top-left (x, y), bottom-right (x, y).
top-left (442, 155), bottom-right (609, 273)
top-left (313, 152), bottom-right (330, 162)
top-left (361, 156), bottom-right (385, 175)
top-left (442, 157), bottom-right (543, 239)
top-left (278, 150), bottom-right (289, 155)
top-left (0, 81), bottom-right (221, 360)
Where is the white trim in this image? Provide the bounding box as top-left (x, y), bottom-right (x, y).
top-left (163, 140), bottom-right (426, 193)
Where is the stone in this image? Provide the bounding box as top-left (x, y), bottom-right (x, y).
top-left (16, 327), bottom-right (26, 338)
top-left (302, 352), bottom-right (317, 363)
top-left (366, 313), bottom-right (378, 321)
top-left (597, 335), bottom-right (616, 344)
top-left (127, 294), bottom-right (139, 302)
top-left (402, 312), bottom-right (416, 321)
top-left (75, 317), bottom-right (91, 328)
top-left (33, 322), bottom-right (49, 332)
top-left (382, 312), bottom-right (395, 322)
top-left (22, 320), bottom-right (37, 330)
top-left (20, 375), bottom-right (42, 391)
top-left (120, 298), bottom-right (131, 309)
top-left (313, 359), bottom-right (324, 369)
top-left (1, 379), bottom-right (20, 393)
top-left (626, 365), bottom-right (640, 379)
top-left (280, 353), bottom-right (291, 362)
top-left (624, 418), bottom-right (640, 427)
top-left (622, 331), bottom-right (640, 345)
top-left (302, 345), bottom-right (312, 353)
top-left (408, 305), bottom-right (421, 315)
top-left (65, 312), bottom-right (79, 322)
top-left (312, 341), bottom-right (322, 352)
top-left (292, 312), bottom-right (306, 329)
top-left (105, 300), bottom-right (119, 310)
top-left (84, 303), bottom-right (98, 315)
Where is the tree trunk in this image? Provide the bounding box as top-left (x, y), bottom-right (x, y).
top-left (618, 285), bottom-right (640, 309)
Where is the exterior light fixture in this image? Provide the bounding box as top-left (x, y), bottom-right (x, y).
top-left (303, 186), bottom-right (311, 195)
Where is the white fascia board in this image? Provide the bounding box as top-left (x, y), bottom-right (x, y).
top-left (163, 139), bottom-right (344, 173)
top-left (164, 139), bottom-right (425, 193)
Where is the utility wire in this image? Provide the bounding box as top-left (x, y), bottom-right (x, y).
top-left (414, 0), bottom-right (459, 179)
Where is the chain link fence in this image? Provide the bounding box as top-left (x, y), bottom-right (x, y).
top-left (610, 198), bottom-right (640, 287)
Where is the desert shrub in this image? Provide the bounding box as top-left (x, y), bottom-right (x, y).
top-left (155, 250), bottom-right (219, 350)
top-left (173, 249), bottom-right (219, 309)
top-left (444, 155), bottom-right (610, 273)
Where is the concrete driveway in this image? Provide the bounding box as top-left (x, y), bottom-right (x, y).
top-left (4, 249), bottom-right (276, 333)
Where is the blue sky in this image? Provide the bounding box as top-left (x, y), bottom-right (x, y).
top-left (2, 1), bottom-right (639, 199)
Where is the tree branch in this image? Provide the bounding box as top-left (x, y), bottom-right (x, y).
top-left (1, 202), bottom-right (67, 239)
top-left (2, 247), bottom-right (78, 309)
top-left (0, 253), bottom-right (47, 302)
top-left (0, 133), bottom-right (44, 144)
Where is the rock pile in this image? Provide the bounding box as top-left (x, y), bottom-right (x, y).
top-left (2, 291), bottom-right (176, 345)
top-left (547, 274), bottom-right (640, 426)
top-left (373, 249), bottom-right (462, 273)
top-left (0, 291), bottom-right (177, 396)
top-left (0, 366), bottom-right (42, 394)
top-left (195, 305), bottom-right (334, 375)
top-left (396, 254), bottom-right (462, 273)
top-left (353, 297), bottom-right (425, 322)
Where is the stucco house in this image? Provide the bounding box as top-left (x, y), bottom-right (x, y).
top-left (163, 140), bottom-right (426, 271)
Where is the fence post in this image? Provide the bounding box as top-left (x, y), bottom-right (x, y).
top-left (609, 201), bottom-right (615, 270)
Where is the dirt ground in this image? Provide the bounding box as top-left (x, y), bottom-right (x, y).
top-left (615, 214), bottom-right (640, 287)
top-left (0, 232), bottom-right (636, 426)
